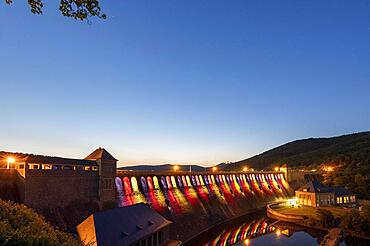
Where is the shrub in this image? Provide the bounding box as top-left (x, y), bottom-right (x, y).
top-left (316, 209), bottom-right (335, 228)
top-left (340, 209), bottom-right (369, 233)
top-left (0, 199), bottom-right (82, 246)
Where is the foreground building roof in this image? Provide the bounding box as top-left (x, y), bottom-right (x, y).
top-left (77, 203), bottom-right (172, 246)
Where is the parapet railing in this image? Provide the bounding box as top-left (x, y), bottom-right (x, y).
top-left (266, 202), bottom-right (306, 222)
top-left (116, 169), bottom-right (284, 176)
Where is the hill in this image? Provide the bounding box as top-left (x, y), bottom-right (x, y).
top-left (221, 131), bottom-right (370, 199)
top-left (221, 131), bottom-right (370, 171)
top-left (118, 164), bottom-right (207, 172)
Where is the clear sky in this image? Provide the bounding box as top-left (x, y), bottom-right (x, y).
top-left (0, 1), bottom-right (369, 167)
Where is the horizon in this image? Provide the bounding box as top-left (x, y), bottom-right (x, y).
top-left (1, 1), bottom-right (370, 166)
top-left (2, 130), bottom-right (368, 167)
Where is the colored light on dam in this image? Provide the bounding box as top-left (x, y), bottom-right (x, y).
top-left (115, 172), bottom-right (292, 215)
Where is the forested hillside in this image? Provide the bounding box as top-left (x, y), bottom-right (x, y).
top-left (221, 132), bottom-right (370, 199)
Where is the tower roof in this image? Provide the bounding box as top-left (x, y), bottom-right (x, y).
top-left (84, 148), bottom-right (118, 161)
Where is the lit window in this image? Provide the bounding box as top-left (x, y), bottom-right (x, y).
top-left (28, 164), bottom-right (40, 170)
top-left (84, 166), bottom-right (91, 171)
top-left (42, 164), bottom-right (52, 170)
top-left (344, 197), bottom-right (349, 203)
top-left (92, 166), bottom-right (99, 171)
top-left (337, 197), bottom-right (343, 204)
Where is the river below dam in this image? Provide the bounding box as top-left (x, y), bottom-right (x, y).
top-left (184, 211), bottom-right (370, 246)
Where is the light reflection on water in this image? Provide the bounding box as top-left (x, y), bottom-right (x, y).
top-left (237, 231), bottom-right (320, 246)
top-left (186, 213), bottom-right (370, 246)
top-left (184, 211), bottom-right (323, 246)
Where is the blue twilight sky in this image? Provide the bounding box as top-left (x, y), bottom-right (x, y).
top-left (0, 1), bottom-right (370, 167)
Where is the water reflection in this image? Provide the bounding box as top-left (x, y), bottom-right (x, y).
top-left (185, 213), bottom-right (370, 246)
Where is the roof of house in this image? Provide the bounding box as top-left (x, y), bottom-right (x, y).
top-left (330, 186), bottom-right (354, 196)
top-left (297, 180), bottom-right (331, 193)
top-left (297, 180), bottom-right (355, 196)
top-left (77, 203), bottom-right (172, 246)
top-left (84, 148), bottom-right (118, 161)
top-left (0, 151), bottom-right (97, 166)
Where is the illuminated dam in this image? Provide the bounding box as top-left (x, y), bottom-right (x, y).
top-left (115, 171), bottom-right (293, 241)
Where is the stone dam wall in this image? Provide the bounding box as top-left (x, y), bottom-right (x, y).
top-left (116, 171), bottom-right (294, 241)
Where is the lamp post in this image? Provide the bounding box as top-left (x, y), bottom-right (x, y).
top-left (174, 165), bottom-right (179, 174)
top-left (7, 157), bottom-right (15, 169)
top-left (189, 161), bottom-right (192, 176)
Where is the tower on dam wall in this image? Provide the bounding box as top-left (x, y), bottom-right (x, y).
top-left (0, 148), bottom-right (117, 210)
top-left (85, 148), bottom-right (118, 208)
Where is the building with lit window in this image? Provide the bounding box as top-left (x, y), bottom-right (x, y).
top-left (77, 203), bottom-right (172, 246)
top-left (295, 180), bottom-right (356, 207)
top-left (0, 148), bottom-right (117, 209)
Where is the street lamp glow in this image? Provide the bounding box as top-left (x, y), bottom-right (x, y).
top-left (274, 167), bottom-right (279, 172)
top-left (174, 165), bottom-right (179, 171)
top-left (7, 157), bottom-right (15, 169)
top-left (243, 167), bottom-right (248, 172)
top-left (287, 198), bottom-right (298, 207)
top-left (212, 167), bottom-right (217, 172)
top-left (322, 166), bottom-right (334, 172)
top-left (276, 229), bottom-right (281, 236)
top-left (244, 239), bottom-right (250, 245)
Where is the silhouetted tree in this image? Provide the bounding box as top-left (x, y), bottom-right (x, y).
top-left (4, 0), bottom-right (106, 20)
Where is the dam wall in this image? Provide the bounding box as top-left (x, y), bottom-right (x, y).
top-left (116, 171), bottom-right (294, 241)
